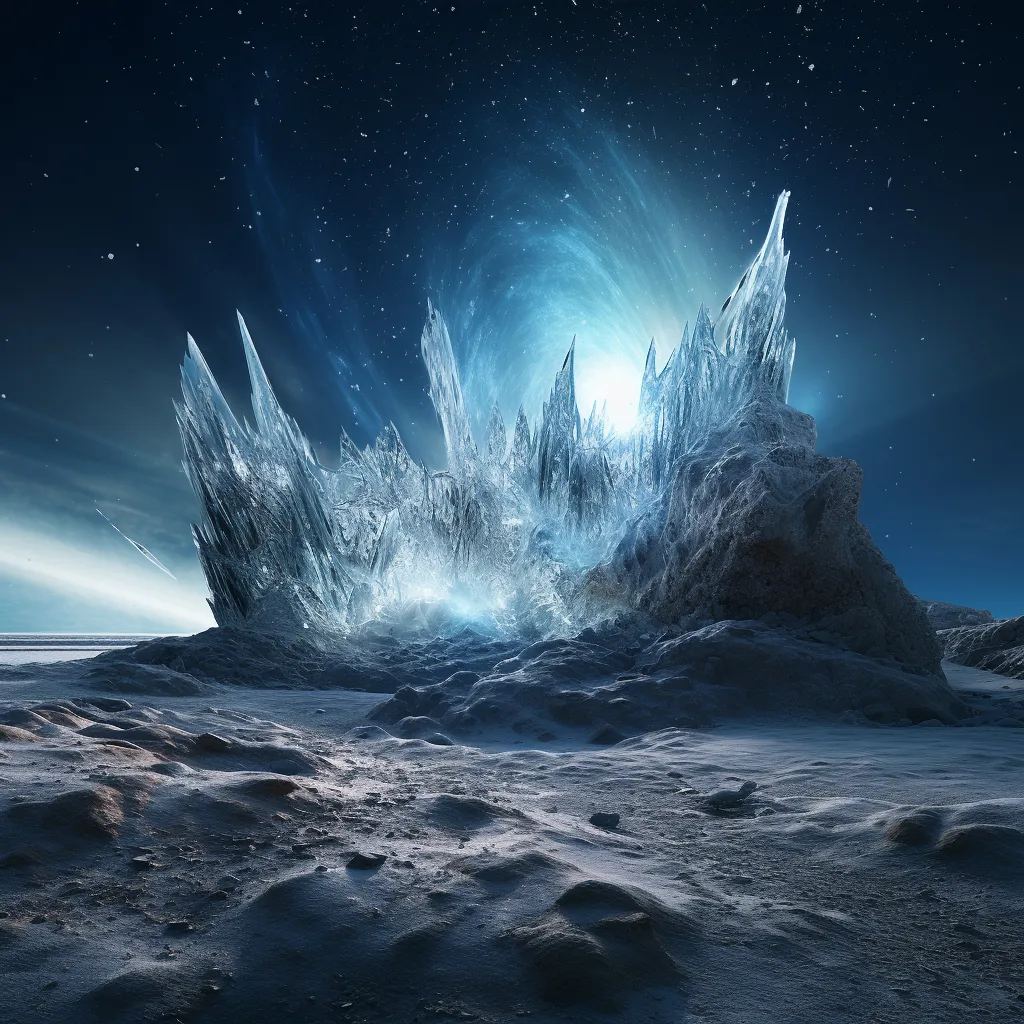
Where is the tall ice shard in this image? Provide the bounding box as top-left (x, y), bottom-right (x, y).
top-left (177, 192), bottom-right (813, 634)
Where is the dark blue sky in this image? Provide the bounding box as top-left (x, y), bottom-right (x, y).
top-left (0, 1), bottom-right (1021, 631)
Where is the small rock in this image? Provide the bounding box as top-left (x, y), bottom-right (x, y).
top-left (208, 890), bottom-right (229, 900)
top-left (588, 724), bottom-right (626, 745)
top-left (196, 733), bottom-right (232, 753)
top-left (244, 777), bottom-right (299, 798)
top-left (149, 761), bottom-right (195, 777)
top-left (703, 781), bottom-right (758, 810)
top-left (347, 852), bottom-right (387, 870)
top-left (589, 812), bottom-right (620, 830)
top-left (130, 856), bottom-right (156, 871)
top-left (165, 920), bottom-right (194, 933)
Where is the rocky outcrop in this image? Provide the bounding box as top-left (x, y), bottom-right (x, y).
top-left (596, 391), bottom-right (942, 675)
top-left (917, 600), bottom-right (994, 631)
top-left (940, 615), bottom-right (1024, 678)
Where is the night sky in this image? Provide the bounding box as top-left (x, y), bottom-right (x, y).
top-left (1, 1), bottom-right (1021, 633)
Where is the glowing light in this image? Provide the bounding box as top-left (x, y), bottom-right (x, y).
top-left (437, 128), bottom-right (718, 451)
top-left (0, 522), bottom-right (214, 631)
top-left (574, 341), bottom-right (644, 435)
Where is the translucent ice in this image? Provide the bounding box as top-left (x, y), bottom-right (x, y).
top-left (179, 192), bottom-right (798, 634)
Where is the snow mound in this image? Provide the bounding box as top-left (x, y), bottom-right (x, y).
top-left (370, 618), bottom-right (968, 741)
top-left (87, 624), bottom-right (522, 693)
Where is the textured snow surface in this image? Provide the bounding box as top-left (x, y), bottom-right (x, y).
top-left (0, 655), bottom-right (1022, 1023)
top-left (76, 613), bottom-right (970, 733)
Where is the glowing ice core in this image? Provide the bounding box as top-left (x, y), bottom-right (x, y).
top-left (177, 192), bottom-right (795, 634)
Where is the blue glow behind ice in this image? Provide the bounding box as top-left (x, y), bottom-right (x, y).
top-left (438, 133), bottom-right (716, 437)
top-left (176, 189), bottom-right (795, 635)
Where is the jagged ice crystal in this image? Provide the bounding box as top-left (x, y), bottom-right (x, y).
top-left (178, 192), bottom-right (796, 634)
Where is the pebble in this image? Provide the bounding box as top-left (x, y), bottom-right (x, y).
top-left (347, 852), bottom-right (387, 870)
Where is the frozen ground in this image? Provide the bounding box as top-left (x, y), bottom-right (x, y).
top-left (0, 643), bottom-right (1022, 1023)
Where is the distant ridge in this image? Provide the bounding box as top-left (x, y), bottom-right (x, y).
top-left (0, 634), bottom-right (159, 651)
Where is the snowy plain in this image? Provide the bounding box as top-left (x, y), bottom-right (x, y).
top-left (0, 638), bottom-right (1021, 1023)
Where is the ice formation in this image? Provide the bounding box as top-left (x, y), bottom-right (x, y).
top-left (178, 192), bottom-right (798, 634)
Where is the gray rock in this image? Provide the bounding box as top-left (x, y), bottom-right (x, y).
top-left (589, 812), bottom-right (621, 829)
top-left (885, 809), bottom-right (942, 845)
top-left (81, 661), bottom-right (209, 696)
top-left (396, 715), bottom-right (446, 739)
top-left (149, 761), bottom-right (195, 777)
top-left (72, 697), bottom-right (133, 712)
top-left (589, 724), bottom-right (627, 745)
top-left (424, 732), bottom-right (455, 746)
top-left (703, 781), bottom-right (757, 810)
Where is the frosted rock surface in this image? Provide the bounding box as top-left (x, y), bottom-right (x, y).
top-left (176, 191), bottom-right (936, 672)
top-left (941, 616), bottom-right (1024, 679)
top-left (593, 393), bottom-right (942, 673)
top-left (918, 600), bottom-right (994, 631)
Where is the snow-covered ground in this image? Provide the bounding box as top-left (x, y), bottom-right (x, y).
top-left (0, 646), bottom-right (1021, 1023)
